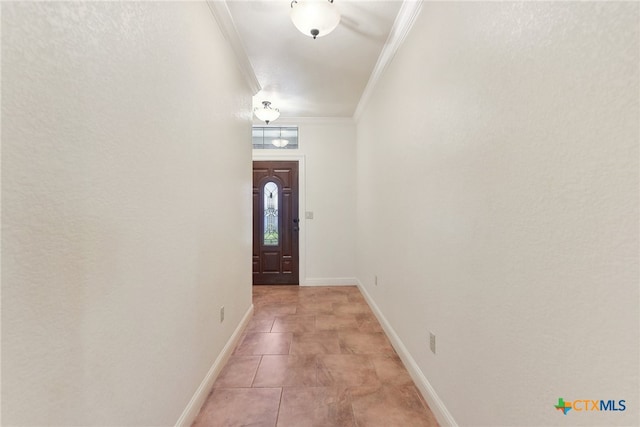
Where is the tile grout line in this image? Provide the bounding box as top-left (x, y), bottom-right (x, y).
top-left (273, 387), bottom-right (284, 427)
top-left (249, 355), bottom-right (263, 388)
top-left (350, 394), bottom-right (359, 427)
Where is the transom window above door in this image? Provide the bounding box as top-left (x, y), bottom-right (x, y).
top-left (252, 126), bottom-right (299, 150)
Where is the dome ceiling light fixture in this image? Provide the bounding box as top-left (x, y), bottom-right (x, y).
top-left (290, 0), bottom-right (341, 40)
top-left (254, 101), bottom-right (280, 124)
top-left (271, 139), bottom-right (290, 148)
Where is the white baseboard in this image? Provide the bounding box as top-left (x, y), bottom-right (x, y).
top-left (302, 277), bottom-right (359, 286)
top-left (356, 280), bottom-right (458, 427)
top-left (175, 304), bottom-right (254, 427)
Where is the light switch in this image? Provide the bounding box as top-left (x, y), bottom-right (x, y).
top-left (305, 211), bottom-right (314, 219)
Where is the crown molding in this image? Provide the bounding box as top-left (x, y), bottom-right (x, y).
top-left (255, 117), bottom-right (355, 126)
top-left (353, 0), bottom-right (423, 122)
top-left (207, 1), bottom-right (261, 95)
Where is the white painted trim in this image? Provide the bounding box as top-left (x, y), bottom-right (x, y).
top-left (206, 1), bottom-right (261, 95)
top-left (356, 280), bottom-right (458, 427)
top-left (271, 117), bottom-right (355, 125)
top-left (302, 277), bottom-right (359, 286)
top-left (251, 154), bottom-right (307, 286)
top-left (175, 304), bottom-right (254, 427)
top-left (0, 4), bottom-right (3, 426)
top-left (353, 0), bottom-right (424, 122)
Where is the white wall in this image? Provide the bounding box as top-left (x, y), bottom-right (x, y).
top-left (356, 2), bottom-right (638, 426)
top-left (2, 2), bottom-right (252, 425)
top-left (254, 120), bottom-right (357, 285)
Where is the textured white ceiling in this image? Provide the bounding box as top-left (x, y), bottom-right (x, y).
top-left (225, 0), bottom-right (403, 118)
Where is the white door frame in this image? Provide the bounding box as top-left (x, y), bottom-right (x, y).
top-left (252, 153), bottom-right (307, 286)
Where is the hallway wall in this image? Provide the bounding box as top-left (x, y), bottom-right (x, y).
top-left (297, 121), bottom-right (357, 284)
top-left (355, 2), bottom-right (639, 426)
top-left (2, 2), bottom-right (252, 425)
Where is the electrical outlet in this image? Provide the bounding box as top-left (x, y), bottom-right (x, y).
top-left (429, 332), bottom-right (436, 354)
top-left (220, 306), bottom-right (225, 323)
top-left (374, 275), bottom-right (378, 286)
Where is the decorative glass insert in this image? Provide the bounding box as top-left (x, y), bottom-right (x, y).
top-left (263, 181), bottom-right (279, 245)
top-left (253, 126), bottom-right (299, 149)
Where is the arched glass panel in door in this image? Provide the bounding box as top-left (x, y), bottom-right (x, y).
top-left (263, 181), bottom-right (279, 246)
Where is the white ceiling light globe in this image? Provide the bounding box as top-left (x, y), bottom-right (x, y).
top-left (254, 101), bottom-right (280, 124)
top-left (271, 139), bottom-right (290, 148)
top-left (290, 0), bottom-right (341, 39)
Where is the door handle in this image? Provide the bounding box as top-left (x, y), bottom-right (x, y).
top-left (293, 218), bottom-right (300, 223)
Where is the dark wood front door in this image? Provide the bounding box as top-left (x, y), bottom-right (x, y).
top-left (252, 161), bottom-right (299, 285)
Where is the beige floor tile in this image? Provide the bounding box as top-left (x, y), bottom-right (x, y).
top-left (316, 314), bottom-right (359, 331)
top-left (317, 354), bottom-right (380, 387)
top-left (192, 387), bottom-right (281, 427)
top-left (350, 385), bottom-right (439, 427)
top-left (296, 301), bottom-right (335, 315)
top-left (290, 332), bottom-right (341, 355)
top-left (253, 355), bottom-right (317, 387)
top-left (253, 304), bottom-right (297, 319)
top-left (277, 387), bottom-right (355, 427)
top-left (272, 315), bottom-right (316, 333)
top-left (213, 356), bottom-right (261, 388)
top-left (369, 354), bottom-right (415, 386)
top-left (299, 292), bottom-right (350, 305)
top-left (246, 317), bottom-right (276, 333)
top-left (332, 302), bottom-right (372, 315)
top-left (234, 332), bottom-right (292, 355)
top-left (338, 331), bottom-right (395, 354)
top-left (355, 313), bottom-right (384, 332)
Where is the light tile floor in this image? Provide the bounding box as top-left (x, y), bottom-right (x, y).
top-left (192, 285), bottom-right (439, 427)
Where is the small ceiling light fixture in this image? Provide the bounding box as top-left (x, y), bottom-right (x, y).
top-left (290, 0), bottom-right (340, 40)
top-left (271, 139), bottom-right (290, 148)
top-left (254, 101), bottom-right (280, 124)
